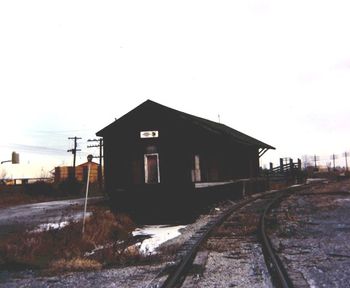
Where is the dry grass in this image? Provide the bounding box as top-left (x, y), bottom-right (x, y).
top-left (0, 209), bottom-right (146, 273)
top-left (204, 240), bottom-right (228, 252)
top-left (212, 214), bottom-right (259, 238)
top-left (203, 213), bottom-right (260, 252)
top-left (0, 189), bottom-right (53, 208)
top-left (203, 237), bottom-right (241, 252)
top-left (49, 258), bottom-right (102, 272)
top-left (157, 242), bottom-right (182, 261)
top-left (269, 182), bottom-right (289, 191)
top-left (92, 242), bottom-right (151, 268)
top-left (0, 185), bottom-right (75, 209)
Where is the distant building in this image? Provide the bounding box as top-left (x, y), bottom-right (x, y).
top-left (54, 162), bottom-right (99, 183)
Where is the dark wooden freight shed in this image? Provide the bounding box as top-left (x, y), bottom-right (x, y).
top-left (96, 100), bottom-right (274, 216)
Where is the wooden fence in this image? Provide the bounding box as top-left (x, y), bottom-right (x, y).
top-left (262, 158), bottom-right (305, 185)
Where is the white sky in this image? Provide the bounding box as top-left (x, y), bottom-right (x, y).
top-left (1, 0), bottom-right (350, 178)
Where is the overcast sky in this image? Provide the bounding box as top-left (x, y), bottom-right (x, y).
top-left (1, 0), bottom-right (350, 178)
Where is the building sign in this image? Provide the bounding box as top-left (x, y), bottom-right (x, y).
top-left (140, 131), bottom-right (159, 138)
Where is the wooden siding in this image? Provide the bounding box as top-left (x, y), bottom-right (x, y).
top-left (54, 162), bottom-right (99, 183)
top-left (99, 105), bottom-right (262, 194)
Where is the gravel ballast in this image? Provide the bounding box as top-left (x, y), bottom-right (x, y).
top-left (269, 180), bottom-right (350, 287)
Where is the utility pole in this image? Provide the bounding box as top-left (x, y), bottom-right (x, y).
top-left (87, 138), bottom-right (103, 191)
top-left (313, 155), bottom-right (319, 170)
top-left (67, 137), bottom-right (81, 179)
top-left (331, 154), bottom-right (337, 172)
top-left (344, 152), bottom-right (349, 172)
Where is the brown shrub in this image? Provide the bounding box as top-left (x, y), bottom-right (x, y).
top-left (83, 211), bottom-right (135, 245)
top-left (0, 210), bottom-right (138, 271)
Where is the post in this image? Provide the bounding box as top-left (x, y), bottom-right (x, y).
top-left (99, 138), bottom-right (103, 191)
top-left (82, 154), bottom-right (93, 236)
top-left (297, 158), bottom-right (301, 170)
top-left (269, 162), bottom-right (273, 172)
top-left (314, 155), bottom-right (318, 170)
top-left (289, 158), bottom-right (294, 170)
top-left (280, 158), bottom-right (284, 173)
top-left (332, 154), bottom-right (336, 172)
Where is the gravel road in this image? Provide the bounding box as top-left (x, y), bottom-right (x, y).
top-left (0, 197), bottom-right (102, 237)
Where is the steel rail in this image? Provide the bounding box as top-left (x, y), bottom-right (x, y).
top-left (259, 193), bottom-right (294, 288)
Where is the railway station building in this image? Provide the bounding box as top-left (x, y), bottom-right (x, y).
top-left (96, 100), bottom-right (274, 216)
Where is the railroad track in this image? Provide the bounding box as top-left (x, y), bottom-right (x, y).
top-left (147, 186), bottom-right (305, 288)
top-left (259, 192), bottom-right (294, 288)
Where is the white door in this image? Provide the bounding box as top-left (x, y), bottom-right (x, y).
top-left (144, 153), bottom-right (160, 183)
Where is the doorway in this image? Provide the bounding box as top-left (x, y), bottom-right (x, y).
top-left (144, 153), bottom-right (160, 184)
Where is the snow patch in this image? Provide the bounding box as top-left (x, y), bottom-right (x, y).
top-left (306, 178), bottom-right (328, 184)
top-left (32, 211), bottom-right (92, 232)
top-left (335, 197), bottom-right (350, 203)
top-left (133, 225), bottom-right (186, 254)
top-left (34, 221), bottom-right (69, 232)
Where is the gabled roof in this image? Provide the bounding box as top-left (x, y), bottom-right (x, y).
top-left (97, 100), bottom-right (275, 150)
top-left (77, 161), bottom-right (99, 167)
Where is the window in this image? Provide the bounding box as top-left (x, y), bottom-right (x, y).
top-left (191, 154), bottom-right (201, 182)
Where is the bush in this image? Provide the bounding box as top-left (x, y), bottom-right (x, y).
top-left (57, 179), bottom-right (84, 195)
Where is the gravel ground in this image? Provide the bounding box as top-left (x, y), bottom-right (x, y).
top-left (270, 180), bottom-right (350, 287)
top-left (184, 243), bottom-right (271, 288)
top-left (0, 264), bottom-right (165, 288)
top-left (181, 199), bottom-right (274, 288)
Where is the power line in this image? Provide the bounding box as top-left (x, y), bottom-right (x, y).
top-left (1, 143), bottom-right (68, 155)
